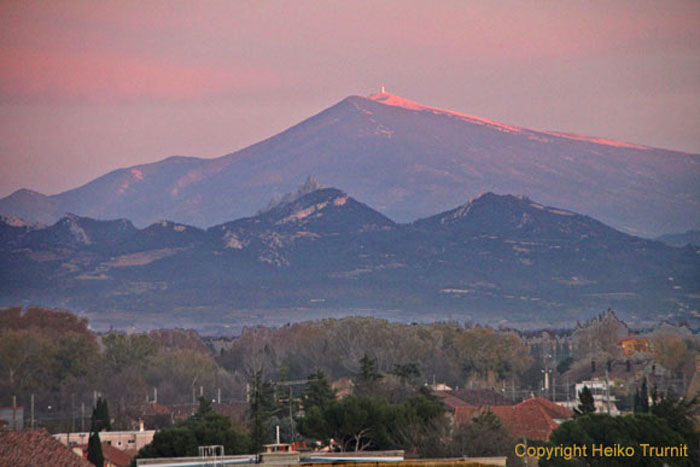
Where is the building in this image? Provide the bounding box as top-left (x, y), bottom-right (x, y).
top-left (0, 406), bottom-right (24, 429)
top-left (73, 442), bottom-right (136, 467)
top-left (568, 379), bottom-right (620, 415)
top-left (54, 428), bottom-right (156, 452)
top-left (0, 428), bottom-right (92, 467)
top-left (454, 396), bottom-right (573, 442)
top-left (618, 337), bottom-right (651, 356)
top-left (331, 378), bottom-right (355, 398)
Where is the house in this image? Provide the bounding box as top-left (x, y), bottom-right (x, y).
top-left (618, 337), bottom-right (651, 356)
top-left (454, 396), bottom-right (573, 442)
top-left (434, 388), bottom-right (515, 415)
top-left (0, 428), bottom-right (92, 467)
top-left (54, 429), bottom-right (156, 452)
top-left (332, 378), bottom-right (355, 398)
top-left (448, 389), bottom-right (515, 407)
top-left (0, 406), bottom-right (23, 429)
top-left (433, 391), bottom-right (475, 414)
top-left (570, 379), bottom-right (620, 415)
top-left (74, 442), bottom-right (136, 467)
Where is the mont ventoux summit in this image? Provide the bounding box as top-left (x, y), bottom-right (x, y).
top-left (2, 90), bottom-right (699, 237)
top-left (1, 91), bottom-right (699, 331)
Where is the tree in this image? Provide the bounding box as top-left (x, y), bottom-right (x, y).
top-left (102, 332), bottom-right (159, 373)
top-left (634, 379), bottom-right (650, 413)
top-left (390, 362), bottom-right (421, 385)
top-left (447, 410), bottom-right (519, 465)
top-left (575, 385), bottom-right (595, 416)
top-left (135, 397), bottom-right (248, 459)
top-left (249, 371), bottom-right (276, 453)
top-left (87, 430), bottom-right (104, 467)
top-left (541, 413), bottom-right (692, 466)
top-left (303, 369), bottom-right (336, 412)
top-left (297, 393), bottom-right (445, 452)
top-left (92, 398), bottom-right (111, 432)
top-left (651, 392), bottom-right (700, 465)
top-left (359, 354), bottom-right (381, 382)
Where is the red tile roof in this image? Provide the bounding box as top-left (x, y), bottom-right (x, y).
top-left (448, 388), bottom-right (515, 406)
top-left (0, 429), bottom-right (92, 467)
top-left (433, 391), bottom-right (476, 413)
top-left (454, 396), bottom-right (572, 442)
top-left (75, 442), bottom-right (135, 467)
top-left (101, 442), bottom-right (136, 467)
top-left (140, 401), bottom-right (172, 415)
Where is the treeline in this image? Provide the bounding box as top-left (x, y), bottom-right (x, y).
top-left (0, 306), bottom-right (234, 431)
top-left (216, 316), bottom-right (532, 388)
top-left (2, 307), bottom-right (698, 433)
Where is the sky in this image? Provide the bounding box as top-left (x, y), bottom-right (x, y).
top-left (1, 0), bottom-right (699, 198)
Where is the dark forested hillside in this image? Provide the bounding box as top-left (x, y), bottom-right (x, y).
top-left (1, 188), bottom-right (698, 329)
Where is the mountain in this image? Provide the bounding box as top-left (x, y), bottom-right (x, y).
top-left (1, 92), bottom-right (698, 237)
top-left (1, 189), bottom-right (698, 330)
top-left (657, 230), bottom-right (700, 247)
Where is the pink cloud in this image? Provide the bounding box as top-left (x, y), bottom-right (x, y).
top-left (0, 46), bottom-right (279, 104)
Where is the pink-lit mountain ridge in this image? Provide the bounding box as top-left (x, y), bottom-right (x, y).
top-left (1, 92), bottom-right (698, 237)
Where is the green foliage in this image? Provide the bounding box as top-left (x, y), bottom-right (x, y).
top-left (635, 379), bottom-right (650, 413)
top-left (87, 430), bottom-right (104, 467)
top-left (390, 362), bottom-right (421, 384)
top-left (102, 332), bottom-right (159, 373)
top-left (651, 392), bottom-right (700, 464)
top-left (359, 354), bottom-right (381, 382)
top-left (91, 397), bottom-right (111, 432)
top-left (0, 328), bottom-right (53, 391)
top-left (217, 317), bottom-right (532, 392)
top-left (303, 369), bottom-right (336, 412)
top-left (541, 413), bottom-right (692, 467)
top-left (456, 326), bottom-right (531, 384)
top-left (297, 393), bottom-right (445, 452)
top-left (556, 356), bottom-right (574, 374)
top-left (136, 397), bottom-right (248, 459)
top-left (249, 371), bottom-right (276, 453)
top-left (446, 410), bottom-right (519, 464)
top-left (575, 385), bottom-right (596, 416)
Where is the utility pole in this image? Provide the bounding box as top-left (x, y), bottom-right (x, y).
top-left (12, 395), bottom-right (16, 430)
top-left (81, 403), bottom-right (85, 432)
top-left (605, 367), bottom-right (611, 415)
top-left (31, 394), bottom-right (35, 429)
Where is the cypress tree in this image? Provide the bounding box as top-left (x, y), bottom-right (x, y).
top-left (91, 398), bottom-right (111, 432)
top-left (87, 431), bottom-right (104, 467)
top-left (640, 379), bottom-right (650, 412)
top-left (249, 370), bottom-right (275, 453)
top-left (303, 369), bottom-right (336, 412)
top-left (575, 385), bottom-right (596, 416)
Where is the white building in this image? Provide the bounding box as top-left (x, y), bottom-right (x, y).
top-left (572, 379), bottom-right (620, 416)
top-left (54, 428), bottom-right (155, 452)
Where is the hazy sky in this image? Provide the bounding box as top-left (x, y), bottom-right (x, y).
top-left (1, 0), bottom-right (699, 198)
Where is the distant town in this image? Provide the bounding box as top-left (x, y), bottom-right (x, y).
top-left (1, 306), bottom-right (698, 466)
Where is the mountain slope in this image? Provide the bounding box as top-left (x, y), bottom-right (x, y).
top-left (1, 190), bottom-right (698, 329)
top-left (1, 93), bottom-right (698, 237)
